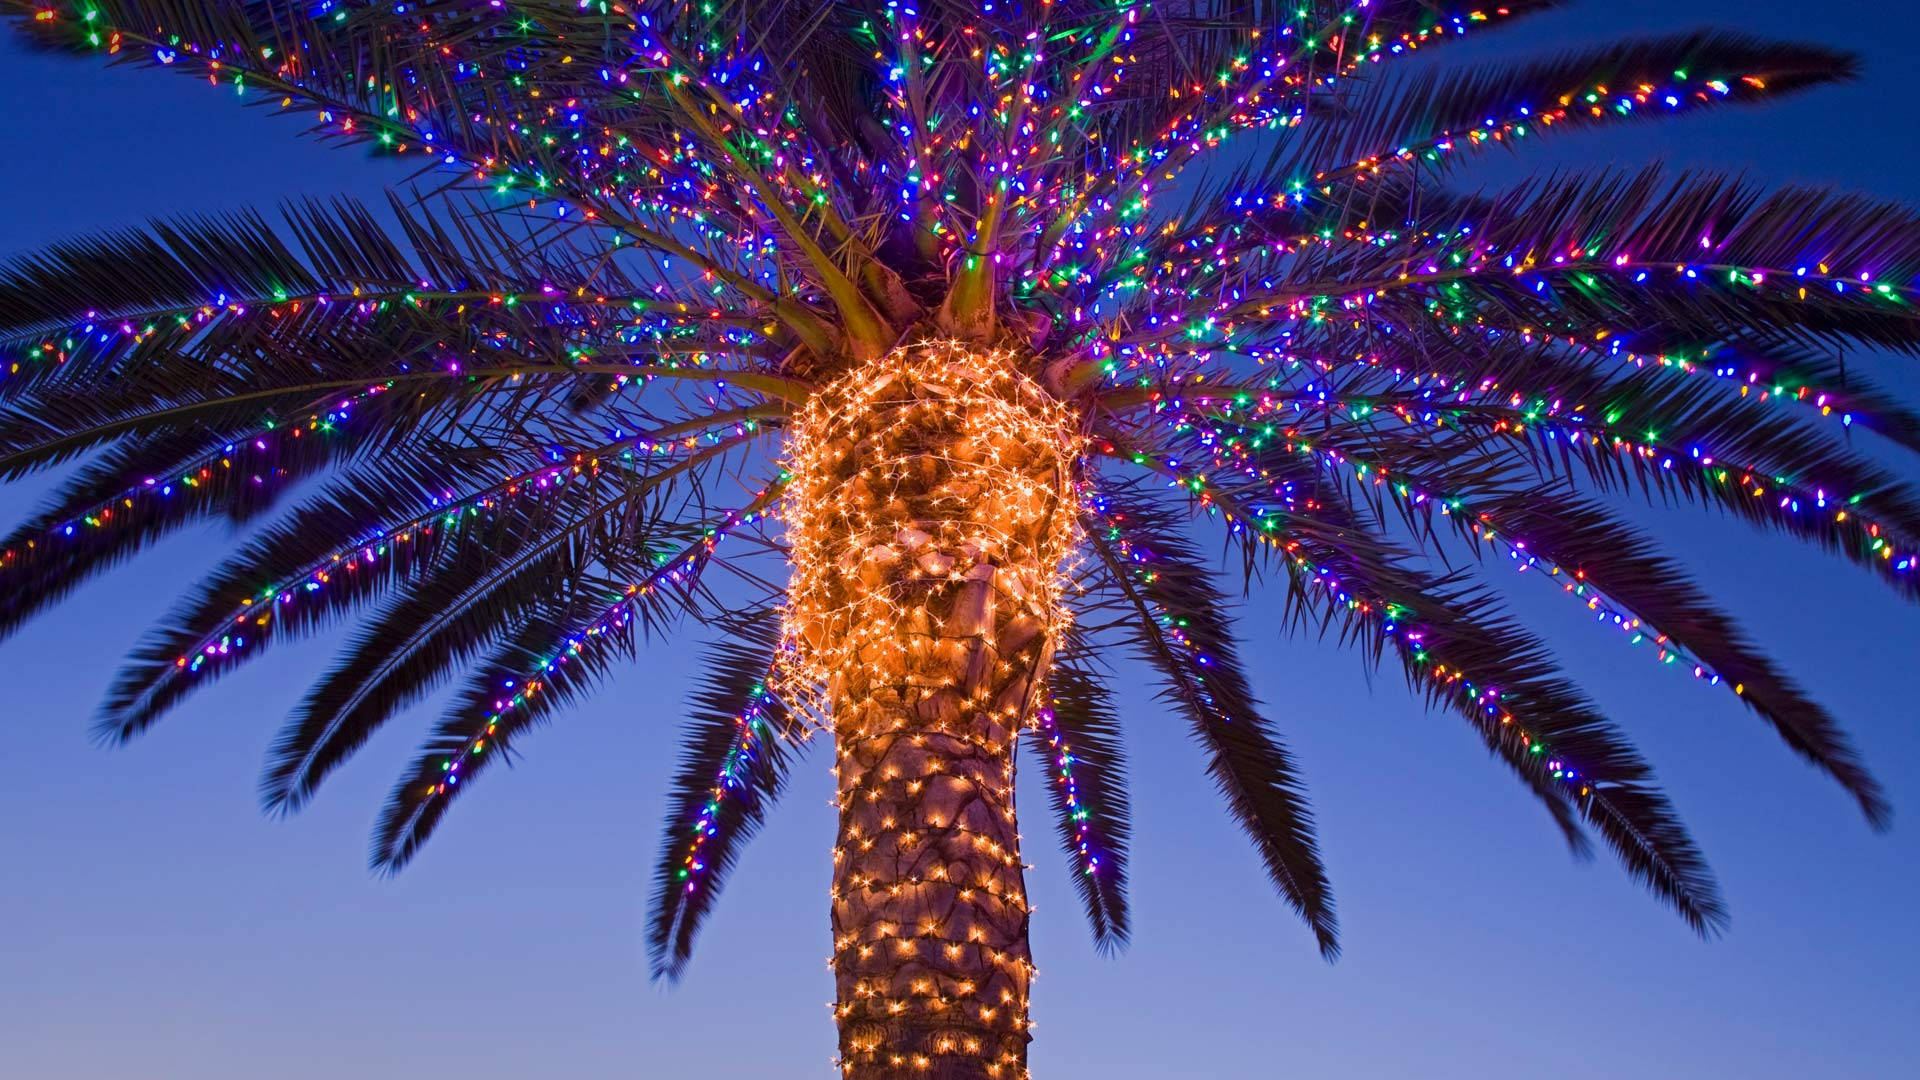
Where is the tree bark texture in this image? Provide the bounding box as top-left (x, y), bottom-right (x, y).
top-left (779, 341), bottom-right (1081, 1079)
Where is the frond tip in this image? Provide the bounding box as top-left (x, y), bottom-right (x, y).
top-left (648, 613), bottom-right (801, 981)
top-left (1086, 489), bottom-right (1339, 959)
top-left (0, 0), bottom-right (1909, 1029)
top-left (1032, 652), bottom-right (1133, 951)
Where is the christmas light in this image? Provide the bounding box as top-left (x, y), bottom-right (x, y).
top-left (0, 3), bottom-right (1909, 1077)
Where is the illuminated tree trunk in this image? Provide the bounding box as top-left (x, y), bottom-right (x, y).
top-left (781, 341), bottom-right (1082, 1079)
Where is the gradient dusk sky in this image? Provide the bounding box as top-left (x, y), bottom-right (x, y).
top-left (2, 2), bottom-right (1916, 1077)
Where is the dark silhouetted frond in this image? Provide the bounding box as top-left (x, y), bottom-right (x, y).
top-left (369, 512), bottom-right (745, 872)
top-left (1431, 494), bottom-right (1890, 828)
top-left (1300, 32), bottom-right (1854, 186)
top-left (648, 611), bottom-right (801, 981)
top-left (1085, 486), bottom-right (1339, 958)
top-left (262, 481), bottom-right (677, 813)
top-left (0, 0), bottom-right (1905, 993)
top-left (1031, 644), bottom-right (1132, 951)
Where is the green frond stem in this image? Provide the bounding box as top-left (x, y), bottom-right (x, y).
top-left (667, 69), bottom-right (862, 252)
top-left (655, 75), bottom-right (893, 355)
top-left (875, 26), bottom-right (944, 260)
top-left (1018, 9), bottom-right (1134, 187)
top-left (944, 19), bottom-right (1056, 328)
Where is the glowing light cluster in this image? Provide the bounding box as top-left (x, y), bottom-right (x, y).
top-left (4, 1), bottom-right (1909, 1074)
top-left (777, 341), bottom-right (1085, 1077)
top-left (1085, 488), bottom-right (1597, 800)
top-left (422, 491), bottom-right (782, 807)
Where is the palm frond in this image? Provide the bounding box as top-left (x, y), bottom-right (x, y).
top-left (0, 382), bottom-right (475, 641)
top-left (1415, 170), bottom-right (1920, 355)
top-left (370, 494), bottom-right (774, 871)
top-left (368, 587), bottom-right (644, 872)
top-left (1302, 32), bottom-right (1853, 186)
top-left (648, 611), bottom-right (800, 981)
top-left (262, 483), bottom-right (676, 813)
top-left (1101, 453), bottom-right (1727, 934)
top-left (1084, 485), bottom-right (1339, 958)
top-left (0, 0), bottom-right (1907, 1005)
top-left (1107, 366), bottom-right (1894, 825)
top-left (1031, 645), bottom-right (1132, 952)
top-left (97, 447), bottom-right (537, 738)
top-left (1429, 494), bottom-right (1890, 827)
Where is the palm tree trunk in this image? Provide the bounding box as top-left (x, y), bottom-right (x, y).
top-left (829, 599), bottom-right (1042, 1078)
top-left (781, 341), bottom-right (1081, 1079)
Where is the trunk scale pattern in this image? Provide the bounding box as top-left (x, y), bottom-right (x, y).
top-left (779, 340), bottom-right (1083, 1078)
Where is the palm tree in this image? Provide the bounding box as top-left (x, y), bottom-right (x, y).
top-left (2, 0), bottom-right (1915, 1075)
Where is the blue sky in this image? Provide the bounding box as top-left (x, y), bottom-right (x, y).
top-left (1, 3), bottom-right (1916, 1077)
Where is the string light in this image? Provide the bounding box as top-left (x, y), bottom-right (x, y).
top-left (778, 341), bottom-right (1083, 1077)
top-left (8, 3), bottom-right (1909, 1076)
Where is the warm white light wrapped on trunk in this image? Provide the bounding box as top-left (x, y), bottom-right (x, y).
top-left (778, 340), bottom-right (1085, 1078)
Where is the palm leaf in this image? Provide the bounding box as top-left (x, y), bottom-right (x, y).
top-left (1302, 33), bottom-right (1854, 185)
top-left (648, 611), bottom-right (799, 980)
top-left (0, 0), bottom-right (1908, 999)
top-left (1136, 459), bottom-right (1729, 934)
top-left (369, 502), bottom-right (758, 871)
top-left (1427, 493), bottom-right (1890, 827)
top-left (367, 587), bottom-right (643, 873)
top-left (1084, 486), bottom-right (1339, 958)
top-left (262, 482), bottom-right (675, 812)
top-left (1031, 645), bottom-right (1132, 951)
